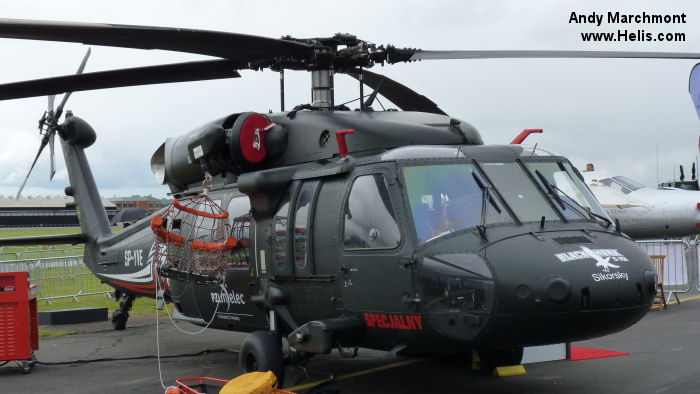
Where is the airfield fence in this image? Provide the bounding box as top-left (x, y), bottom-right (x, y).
top-left (0, 245), bottom-right (112, 302)
top-left (636, 239), bottom-right (693, 303)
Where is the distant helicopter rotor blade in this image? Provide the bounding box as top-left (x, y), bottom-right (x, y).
top-left (0, 59), bottom-right (242, 101)
top-left (0, 18), bottom-right (314, 61)
top-left (394, 49), bottom-right (700, 62)
top-left (346, 69), bottom-right (447, 115)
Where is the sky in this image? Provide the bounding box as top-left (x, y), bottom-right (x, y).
top-left (0, 0), bottom-right (699, 199)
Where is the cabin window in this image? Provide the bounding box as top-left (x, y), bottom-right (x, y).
top-left (293, 181), bottom-right (318, 273)
top-left (227, 196), bottom-right (251, 240)
top-left (343, 174), bottom-right (401, 249)
top-left (272, 192), bottom-right (290, 271)
top-left (227, 196), bottom-right (251, 267)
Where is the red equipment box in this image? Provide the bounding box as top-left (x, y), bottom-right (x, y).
top-left (0, 271), bottom-right (39, 373)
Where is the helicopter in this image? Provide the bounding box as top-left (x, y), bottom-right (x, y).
top-left (0, 18), bottom-right (693, 384)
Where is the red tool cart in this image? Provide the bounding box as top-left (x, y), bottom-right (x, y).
top-left (0, 271), bottom-right (39, 373)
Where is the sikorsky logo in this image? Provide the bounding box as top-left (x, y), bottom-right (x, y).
top-left (364, 313), bottom-right (423, 330)
top-left (555, 246), bottom-right (628, 270)
top-left (211, 289), bottom-right (246, 310)
top-left (555, 246), bottom-right (630, 282)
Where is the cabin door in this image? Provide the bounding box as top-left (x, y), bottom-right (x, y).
top-left (335, 169), bottom-right (415, 313)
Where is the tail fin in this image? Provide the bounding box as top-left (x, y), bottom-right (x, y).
top-left (59, 114), bottom-right (112, 242)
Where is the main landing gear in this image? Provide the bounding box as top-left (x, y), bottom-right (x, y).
top-left (112, 290), bottom-right (135, 331)
top-left (239, 330), bottom-right (286, 387)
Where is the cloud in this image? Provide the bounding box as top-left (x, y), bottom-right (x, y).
top-left (0, 0), bottom-right (698, 197)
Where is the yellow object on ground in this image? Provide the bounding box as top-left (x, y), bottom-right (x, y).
top-left (220, 371), bottom-right (278, 394)
top-left (492, 365), bottom-right (527, 377)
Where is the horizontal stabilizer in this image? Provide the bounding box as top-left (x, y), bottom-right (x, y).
top-left (0, 232), bottom-right (86, 246)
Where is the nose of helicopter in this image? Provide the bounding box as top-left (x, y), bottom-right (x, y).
top-left (418, 230), bottom-right (656, 348)
top-left (478, 231), bottom-right (655, 346)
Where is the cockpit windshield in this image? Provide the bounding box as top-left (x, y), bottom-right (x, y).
top-left (402, 159), bottom-right (610, 245)
top-left (524, 161), bottom-right (609, 220)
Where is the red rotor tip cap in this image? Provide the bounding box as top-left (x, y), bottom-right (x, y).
top-left (335, 129), bottom-right (355, 157)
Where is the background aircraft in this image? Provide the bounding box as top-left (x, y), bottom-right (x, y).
top-left (583, 170), bottom-right (700, 239)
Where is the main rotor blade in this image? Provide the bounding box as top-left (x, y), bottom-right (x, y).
top-left (56, 47), bottom-right (91, 118)
top-left (16, 136), bottom-right (49, 199)
top-left (346, 69), bottom-right (447, 115)
top-left (393, 49), bottom-right (700, 63)
top-left (0, 59), bottom-right (241, 100)
top-left (0, 18), bottom-right (313, 61)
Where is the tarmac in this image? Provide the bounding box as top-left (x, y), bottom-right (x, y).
top-left (2, 296), bottom-right (700, 394)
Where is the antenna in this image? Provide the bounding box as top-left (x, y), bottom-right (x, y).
top-left (279, 70), bottom-right (285, 112)
top-left (358, 67), bottom-right (364, 111)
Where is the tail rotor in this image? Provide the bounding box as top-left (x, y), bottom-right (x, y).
top-left (15, 48), bottom-right (91, 199)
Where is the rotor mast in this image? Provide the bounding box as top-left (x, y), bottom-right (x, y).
top-left (310, 44), bottom-right (334, 109)
top-left (311, 69), bottom-right (333, 109)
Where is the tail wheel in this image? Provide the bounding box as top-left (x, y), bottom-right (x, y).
top-left (478, 347), bottom-right (524, 371)
top-left (112, 310), bottom-right (128, 330)
top-left (239, 331), bottom-right (285, 387)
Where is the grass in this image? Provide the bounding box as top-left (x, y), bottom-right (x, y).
top-left (0, 227), bottom-right (160, 338)
top-left (37, 294), bottom-right (160, 338)
top-left (0, 228), bottom-right (83, 238)
top-left (1, 227), bottom-right (156, 317)
top-left (0, 228), bottom-right (85, 259)
top-left (38, 294), bottom-right (158, 317)
top-left (39, 329), bottom-right (78, 338)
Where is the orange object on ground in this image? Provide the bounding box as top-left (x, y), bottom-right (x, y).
top-left (175, 374), bottom-right (296, 394)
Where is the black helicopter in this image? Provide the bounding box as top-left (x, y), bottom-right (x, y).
top-left (0, 19), bottom-right (693, 384)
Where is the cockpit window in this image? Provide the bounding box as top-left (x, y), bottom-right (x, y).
top-left (344, 174), bottom-right (401, 249)
top-left (479, 162), bottom-right (559, 223)
top-left (612, 176), bottom-right (645, 192)
top-left (525, 161), bottom-right (608, 220)
top-left (598, 176), bottom-right (645, 194)
top-left (403, 164), bottom-right (512, 244)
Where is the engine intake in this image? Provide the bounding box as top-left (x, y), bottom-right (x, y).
top-left (150, 112), bottom-right (288, 192)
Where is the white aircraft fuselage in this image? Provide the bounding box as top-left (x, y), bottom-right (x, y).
top-left (583, 171), bottom-right (700, 239)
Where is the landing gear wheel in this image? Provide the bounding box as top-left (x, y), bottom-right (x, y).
top-left (112, 309), bottom-right (128, 330)
top-left (478, 347), bottom-right (524, 371)
top-left (112, 293), bottom-right (135, 331)
top-left (239, 331), bottom-right (286, 387)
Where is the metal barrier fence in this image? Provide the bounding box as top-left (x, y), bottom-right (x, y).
top-left (0, 253), bottom-right (112, 302)
top-left (636, 239), bottom-right (693, 303)
top-left (0, 245), bottom-right (85, 262)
